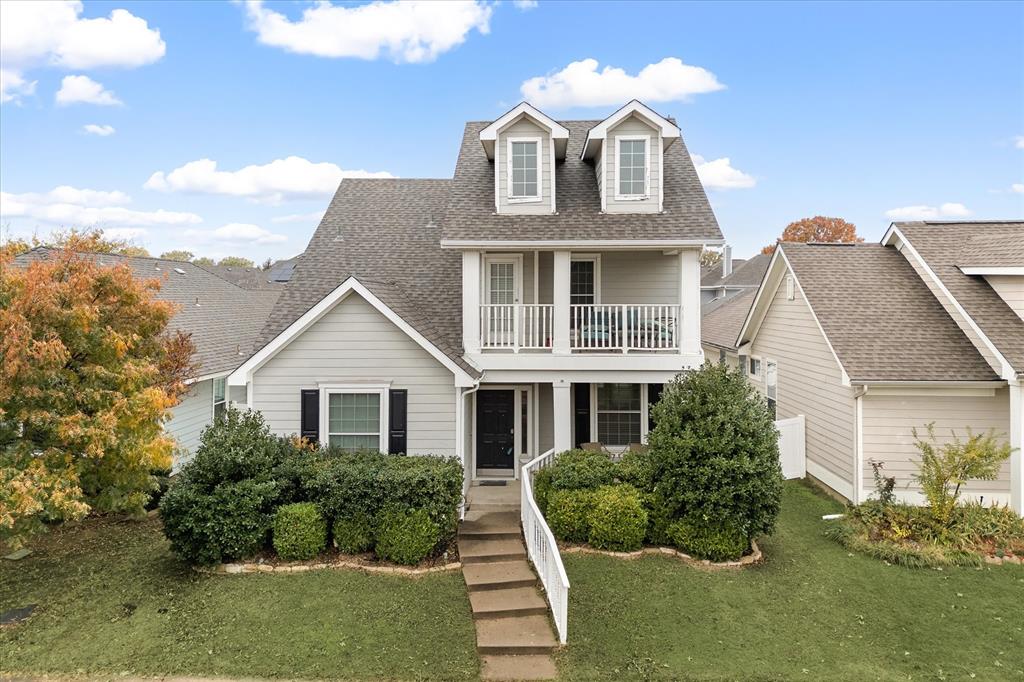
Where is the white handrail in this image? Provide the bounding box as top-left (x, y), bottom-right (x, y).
top-left (521, 448), bottom-right (570, 643)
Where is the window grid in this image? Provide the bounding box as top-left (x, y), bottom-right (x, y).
top-left (596, 384), bottom-right (643, 447)
top-left (213, 377), bottom-right (227, 420)
top-left (618, 138), bottom-right (647, 196)
top-left (327, 393), bottom-right (381, 452)
top-left (511, 141), bottom-right (538, 198)
top-left (570, 260), bottom-right (595, 306)
top-left (489, 262), bottom-right (515, 304)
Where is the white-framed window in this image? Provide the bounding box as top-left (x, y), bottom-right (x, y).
top-left (212, 377), bottom-right (227, 420)
top-left (507, 137), bottom-right (540, 202)
top-left (615, 135), bottom-right (649, 199)
top-left (749, 356), bottom-right (762, 381)
top-left (593, 383), bottom-right (646, 449)
top-left (321, 386), bottom-right (389, 452)
top-left (570, 254), bottom-right (601, 306)
top-left (765, 359), bottom-right (778, 419)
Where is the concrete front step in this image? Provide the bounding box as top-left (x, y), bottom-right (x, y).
top-left (475, 614), bottom-right (559, 655)
top-left (460, 537), bottom-right (527, 564)
top-left (480, 654), bottom-right (558, 680)
top-left (460, 512), bottom-right (521, 541)
top-left (463, 560), bottom-right (537, 592)
top-left (469, 586), bottom-right (549, 619)
top-left (468, 503), bottom-right (520, 515)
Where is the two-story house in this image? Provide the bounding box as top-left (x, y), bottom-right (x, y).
top-left (227, 100), bottom-right (723, 484)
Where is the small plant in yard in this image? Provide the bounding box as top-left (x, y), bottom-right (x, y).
top-left (332, 514), bottom-right (374, 554)
top-left (273, 502), bottom-right (327, 561)
top-left (869, 460), bottom-right (896, 506)
top-left (587, 485), bottom-right (647, 552)
top-left (374, 507), bottom-right (441, 566)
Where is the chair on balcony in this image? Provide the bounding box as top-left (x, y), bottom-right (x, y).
top-left (574, 309), bottom-right (613, 348)
top-left (622, 309), bottom-right (675, 349)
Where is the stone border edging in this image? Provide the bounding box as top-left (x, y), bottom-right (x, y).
top-left (196, 558), bottom-right (462, 577)
top-left (982, 554), bottom-right (1022, 566)
top-left (561, 539), bottom-right (762, 568)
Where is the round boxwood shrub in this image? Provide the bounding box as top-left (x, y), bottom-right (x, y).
top-left (587, 485), bottom-right (647, 552)
top-left (648, 362), bottom-right (783, 541)
top-left (667, 517), bottom-right (749, 562)
top-left (333, 514), bottom-right (374, 554)
top-left (546, 489), bottom-right (596, 543)
top-left (375, 507), bottom-right (440, 566)
top-left (548, 449), bottom-right (616, 491)
top-left (273, 502), bottom-right (327, 561)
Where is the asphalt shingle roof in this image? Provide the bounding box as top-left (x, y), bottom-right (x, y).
top-left (701, 288), bottom-right (755, 351)
top-left (13, 248), bottom-right (281, 377)
top-left (895, 221), bottom-right (1024, 375)
top-left (440, 120), bottom-right (723, 243)
top-left (780, 242), bottom-right (999, 382)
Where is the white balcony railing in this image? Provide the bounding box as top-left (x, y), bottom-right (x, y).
top-left (480, 304), bottom-right (554, 350)
top-left (521, 448), bottom-right (569, 643)
top-left (570, 304), bottom-right (679, 352)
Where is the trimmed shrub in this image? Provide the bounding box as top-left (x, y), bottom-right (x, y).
top-left (667, 517), bottom-right (749, 562)
top-left (375, 507), bottom-right (441, 566)
top-left (641, 491), bottom-right (673, 546)
top-left (532, 467), bottom-right (555, 515)
top-left (547, 489), bottom-right (596, 543)
top-left (616, 448), bottom-right (656, 491)
top-left (546, 449), bottom-right (616, 492)
top-left (648, 362), bottom-right (783, 541)
top-left (273, 502), bottom-right (327, 561)
top-left (588, 485), bottom-right (647, 552)
top-left (332, 514), bottom-right (375, 554)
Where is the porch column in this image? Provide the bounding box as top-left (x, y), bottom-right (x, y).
top-left (678, 248), bottom-right (701, 356)
top-left (552, 250), bottom-right (571, 354)
top-left (462, 250), bottom-right (481, 354)
top-left (552, 379), bottom-right (572, 452)
top-left (1011, 380), bottom-right (1023, 515)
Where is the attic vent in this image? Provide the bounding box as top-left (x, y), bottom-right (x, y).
top-left (786, 275), bottom-right (795, 301)
top-left (174, 267), bottom-right (186, 275)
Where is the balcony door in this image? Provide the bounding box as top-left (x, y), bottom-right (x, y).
top-left (483, 255), bottom-right (522, 346)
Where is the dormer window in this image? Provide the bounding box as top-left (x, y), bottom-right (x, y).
top-left (616, 136), bottom-right (649, 199)
top-left (509, 138), bottom-right (540, 201)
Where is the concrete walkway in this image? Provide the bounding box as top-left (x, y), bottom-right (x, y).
top-left (460, 481), bottom-right (558, 681)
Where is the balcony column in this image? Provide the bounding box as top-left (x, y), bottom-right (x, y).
top-left (678, 248), bottom-right (701, 355)
top-left (552, 378), bottom-right (572, 452)
top-left (462, 250), bottom-right (481, 354)
top-left (552, 250), bottom-right (571, 354)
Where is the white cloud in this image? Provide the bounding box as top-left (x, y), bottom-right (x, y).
top-left (1012, 183), bottom-right (1024, 194)
top-left (82, 123), bottom-right (116, 136)
top-left (242, 0), bottom-right (491, 63)
top-left (0, 186), bottom-right (201, 226)
top-left (1015, 136), bottom-right (1024, 150)
top-left (0, 68), bottom-right (36, 103)
top-left (56, 75), bottom-right (121, 106)
top-left (271, 210), bottom-right (326, 224)
top-left (145, 156), bottom-right (395, 204)
top-left (103, 227), bottom-right (148, 241)
top-left (513, 0), bottom-right (539, 9)
top-left (691, 154), bottom-right (755, 190)
top-left (884, 203), bottom-right (972, 220)
top-left (520, 57), bottom-right (725, 109)
top-left (184, 223), bottom-right (288, 245)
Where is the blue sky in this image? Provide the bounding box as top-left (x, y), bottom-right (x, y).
top-left (2, 0), bottom-right (1022, 262)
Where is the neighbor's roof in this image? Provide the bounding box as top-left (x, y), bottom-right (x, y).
top-left (701, 288), bottom-right (756, 351)
top-left (440, 120), bottom-right (723, 244)
top-left (196, 262), bottom-right (285, 290)
top-left (13, 248), bottom-right (281, 377)
top-left (255, 179), bottom-right (478, 377)
top-left (700, 258), bottom-right (746, 287)
top-left (779, 242), bottom-right (999, 382)
top-left (893, 221), bottom-right (1024, 373)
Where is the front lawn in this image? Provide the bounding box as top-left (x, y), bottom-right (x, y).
top-left (0, 515), bottom-right (478, 681)
top-left (557, 482), bottom-right (1024, 681)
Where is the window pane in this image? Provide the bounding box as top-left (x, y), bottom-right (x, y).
top-left (214, 401), bottom-right (225, 420)
top-left (619, 138), bottom-right (646, 195)
top-left (328, 434), bottom-right (380, 452)
top-left (328, 393), bottom-right (380, 436)
top-left (511, 141), bottom-right (538, 197)
top-left (598, 412), bottom-right (642, 447)
top-left (213, 378), bottom-right (226, 402)
top-left (570, 260), bottom-right (595, 305)
top-left (597, 384), bottom-right (641, 411)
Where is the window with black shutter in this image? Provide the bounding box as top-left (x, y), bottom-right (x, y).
top-left (388, 389), bottom-right (408, 454)
top-left (573, 382), bottom-right (590, 448)
top-left (300, 389), bottom-right (319, 443)
top-left (648, 383), bottom-right (664, 433)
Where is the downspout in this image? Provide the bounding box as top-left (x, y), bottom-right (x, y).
top-left (853, 385), bottom-right (868, 504)
top-left (459, 380), bottom-right (482, 519)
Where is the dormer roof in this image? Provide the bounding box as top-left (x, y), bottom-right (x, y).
top-left (580, 99), bottom-right (680, 160)
top-left (479, 102), bottom-right (570, 160)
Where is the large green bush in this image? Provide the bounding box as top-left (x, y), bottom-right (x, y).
top-left (588, 485), bottom-right (647, 552)
top-left (667, 517), bottom-right (749, 562)
top-left (272, 502), bottom-right (327, 561)
top-left (532, 449), bottom-right (615, 512)
top-left (547, 489), bottom-right (596, 543)
top-left (332, 514), bottom-right (374, 554)
top-left (641, 491), bottom-right (673, 546)
top-left (648, 362), bottom-right (783, 541)
top-left (375, 507), bottom-right (441, 566)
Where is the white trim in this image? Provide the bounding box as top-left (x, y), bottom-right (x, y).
top-left (580, 99), bottom-right (680, 160)
top-left (748, 355), bottom-right (763, 382)
top-left (960, 266), bottom-right (1024, 276)
top-left (186, 370), bottom-right (230, 385)
top-left (471, 385), bottom-right (534, 479)
top-left (765, 358), bottom-right (777, 409)
top-left (614, 134), bottom-right (651, 201)
top-left (506, 136), bottom-right (542, 203)
top-left (589, 383), bottom-right (649, 451)
top-left (483, 253), bottom-right (524, 304)
top-left (211, 376), bottom-right (227, 420)
top-left (883, 224), bottom-right (1015, 379)
top-left (853, 392), bottom-right (864, 504)
top-left (600, 140), bottom-right (607, 212)
top-left (657, 129), bottom-right (663, 213)
top-left (226, 276), bottom-right (477, 388)
top-left (533, 250), bottom-right (539, 304)
top-left (806, 459), bottom-right (854, 501)
top-left (465, 353), bottom-right (704, 373)
top-left (494, 130), bottom-right (500, 213)
top-left (480, 102), bottom-right (569, 154)
top-left (441, 239), bottom-right (723, 250)
top-left (549, 137), bottom-right (557, 214)
top-left (320, 385), bottom-right (389, 451)
top-left (570, 253), bottom-right (601, 305)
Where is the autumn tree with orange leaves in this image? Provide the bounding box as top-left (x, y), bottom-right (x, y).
top-left (0, 236), bottom-right (195, 546)
top-left (761, 216), bottom-right (863, 254)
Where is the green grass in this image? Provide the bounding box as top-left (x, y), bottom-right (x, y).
top-left (556, 482), bottom-right (1024, 681)
top-left (0, 516), bottom-right (478, 681)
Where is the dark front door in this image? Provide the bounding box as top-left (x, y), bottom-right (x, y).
top-left (477, 390), bottom-right (515, 470)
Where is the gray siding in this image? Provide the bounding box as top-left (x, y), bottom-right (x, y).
top-left (497, 118), bottom-right (552, 215)
top-left (604, 115), bottom-right (661, 214)
top-left (167, 378), bottom-right (213, 468)
top-left (251, 293), bottom-right (457, 455)
top-left (702, 343), bottom-right (739, 371)
top-left (862, 389), bottom-right (1012, 501)
top-left (751, 276), bottom-right (857, 497)
top-left (539, 383), bottom-right (554, 452)
top-left (985, 275), bottom-right (1024, 320)
top-left (534, 250), bottom-right (679, 305)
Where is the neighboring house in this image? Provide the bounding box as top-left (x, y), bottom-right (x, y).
top-left (736, 222), bottom-right (1023, 514)
top-left (197, 258), bottom-right (299, 290)
top-left (701, 288), bottom-right (756, 369)
top-left (227, 99), bottom-right (723, 490)
top-left (12, 248), bottom-right (281, 468)
top-left (700, 249), bottom-right (770, 305)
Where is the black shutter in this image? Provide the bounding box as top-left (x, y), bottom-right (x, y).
top-left (388, 389), bottom-right (408, 454)
top-left (648, 383), bottom-right (664, 433)
top-left (573, 382), bottom-right (590, 449)
top-left (300, 389), bottom-right (319, 443)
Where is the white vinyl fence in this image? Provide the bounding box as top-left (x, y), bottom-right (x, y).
top-left (775, 415), bottom-right (806, 479)
top-left (521, 448), bottom-right (570, 644)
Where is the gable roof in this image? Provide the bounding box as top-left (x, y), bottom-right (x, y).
top-left (702, 252), bottom-right (771, 289)
top-left (740, 242), bottom-right (999, 383)
top-left (253, 178), bottom-right (478, 379)
top-left (579, 100), bottom-right (680, 160)
top-left (478, 102), bottom-right (570, 159)
top-left (701, 258), bottom-right (746, 287)
top-left (701, 288), bottom-right (755, 351)
top-left (12, 248), bottom-right (281, 378)
top-left (440, 119), bottom-right (722, 245)
top-left (887, 221), bottom-right (1024, 376)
